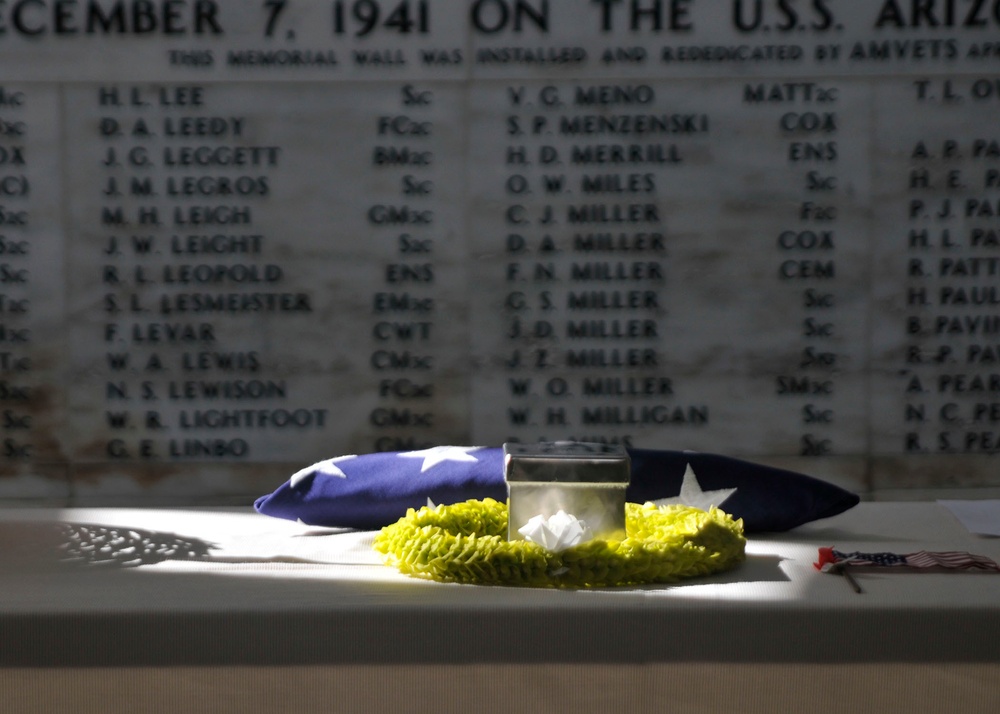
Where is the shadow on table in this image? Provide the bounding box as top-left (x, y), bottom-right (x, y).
top-left (58, 522), bottom-right (217, 567)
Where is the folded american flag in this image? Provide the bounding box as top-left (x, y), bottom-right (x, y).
top-left (816, 547), bottom-right (1000, 572)
top-left (256, 446), bottom-right (861, 533)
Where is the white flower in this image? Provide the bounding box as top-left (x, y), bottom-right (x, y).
top-left (518, 511), bottom-right (594, 552)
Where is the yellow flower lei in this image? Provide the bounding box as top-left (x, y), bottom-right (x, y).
top-left (374, 498), bottom-right (746, 588)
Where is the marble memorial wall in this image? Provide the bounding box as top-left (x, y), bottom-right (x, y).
top-left (1, 0), bottom-right (999, 503)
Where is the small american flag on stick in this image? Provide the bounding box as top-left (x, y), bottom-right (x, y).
top-left (813, 548), bottom-right (1000, 593)
top-left (816, 547), bottom-right (1000, 572)
top-left (815, 547), bottom-right (1000, 593)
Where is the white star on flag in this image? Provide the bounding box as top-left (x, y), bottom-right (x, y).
top-left (397, 445), bottom-right (485, 472)
top-left (653, 464), bottom-right (737, 511)
top-left (290, 455), bottom-right (357, 488)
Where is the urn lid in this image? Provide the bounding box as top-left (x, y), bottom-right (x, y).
top-left (503, 441), bottom-right (631, 484)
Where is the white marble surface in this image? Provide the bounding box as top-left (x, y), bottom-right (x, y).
top-left (1, 501), bottom-right (999, 668)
